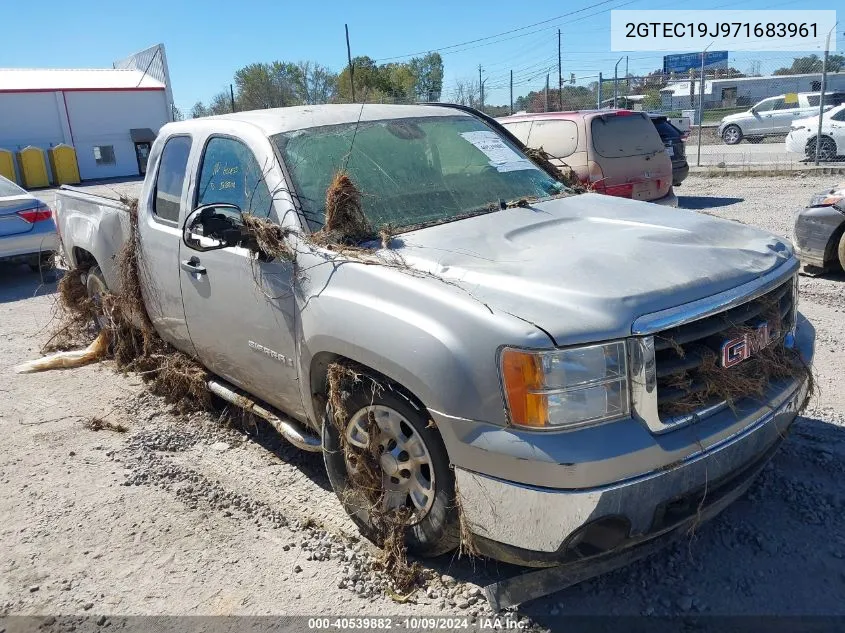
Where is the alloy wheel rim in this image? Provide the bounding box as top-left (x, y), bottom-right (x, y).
top-left (345, 404), bottom-right (435, 523)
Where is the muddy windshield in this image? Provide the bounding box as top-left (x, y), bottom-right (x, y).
top-left (273, 115), bottom-right (563, 232)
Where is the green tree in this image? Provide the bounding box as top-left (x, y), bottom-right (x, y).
top-left (234, 62), bottom-right (301, 110)
top-left (409, 52), bottom-right (444, 101)
top-left (774, 54), bottom-right (845, 75)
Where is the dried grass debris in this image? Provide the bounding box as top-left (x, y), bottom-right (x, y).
top-left (241, 213), bottom-right (296, 262)
top-left (326, 362), bottom-right (427, 594)
top-left (23, 196), bottom-right (210, 414)
top-left (314, 171), bottom-right (376, 246)
top-left (524, 146), bottom-right (588, 192)
top-left (41, 269), bottom-right (99, 353)
top-left (660, 318), bottom-right (814, 418)
top-left (84, 417), bottom-right (128, 433)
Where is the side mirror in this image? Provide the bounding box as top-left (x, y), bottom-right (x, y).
top-left (183, 203), bottom-right (244, 252)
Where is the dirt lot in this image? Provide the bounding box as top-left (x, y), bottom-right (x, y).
top-left (1, 175), bottom-right (844, 629)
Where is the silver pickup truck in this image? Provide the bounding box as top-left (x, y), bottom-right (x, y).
top-left (55, 104), bottom-right (813, 572)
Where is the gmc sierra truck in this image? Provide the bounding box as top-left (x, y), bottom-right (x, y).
top-left (54, 104), bottom-right (813, 576)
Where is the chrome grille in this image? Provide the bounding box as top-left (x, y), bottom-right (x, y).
top-left (652, 279), bottom-right (796, 420)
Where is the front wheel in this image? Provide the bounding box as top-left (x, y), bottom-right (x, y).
top-left (322, 371), bottom-right (460, 557)
top-left (722, 125), bottom-right (743, 145)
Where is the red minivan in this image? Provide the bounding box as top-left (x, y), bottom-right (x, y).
top-left (499, 110), bottom-right (677, 206)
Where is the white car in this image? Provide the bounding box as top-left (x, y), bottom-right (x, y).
top-left (785, 104), bottom-right (845, 161)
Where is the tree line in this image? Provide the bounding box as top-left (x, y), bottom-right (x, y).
top-left (190, 53), bottom-right (443, 118)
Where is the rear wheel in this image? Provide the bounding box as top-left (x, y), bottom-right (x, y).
top-left (806, 136), bottom-right (838, 162)
top-left (85, 265), bottom-right (110, 330)
top-left (722, 125), bottom-right (743, 145)
top-left (322, 372), bottom-right (460, 557)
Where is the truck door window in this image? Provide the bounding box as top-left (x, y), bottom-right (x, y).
top-left (196, 137), bottom-right (274, 217)
top-left (154, 136), bottom-right (192, 223)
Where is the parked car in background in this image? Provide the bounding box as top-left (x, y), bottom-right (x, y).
top-left (0, 174), bottom-right (56, 272)
top-left (650, 114), bottom-right (688, 186)
top-left (793, 182), bottom-right (845, 271)
top-left (785, 104), bottom-right (845, 161)
top-left (499, 110), bottom-right (676, 206)
top-left (718, 92), bottom-right (845, 145)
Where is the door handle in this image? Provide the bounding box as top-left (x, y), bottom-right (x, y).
top-left (181, 257), bottom-right (207, 275)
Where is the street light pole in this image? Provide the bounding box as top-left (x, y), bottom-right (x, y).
top-left (613, 57), bottom-right (623, 108)
top-left (696, 43), bottom-right (713, 168)
top-left (815, 23), bottom-right (838, 165)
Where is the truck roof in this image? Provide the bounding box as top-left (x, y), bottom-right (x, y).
top-left (168, 104), bottom-right (466, 136)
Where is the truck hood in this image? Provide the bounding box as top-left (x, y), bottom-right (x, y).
top-left (396, 193), bottom-right (793, 345)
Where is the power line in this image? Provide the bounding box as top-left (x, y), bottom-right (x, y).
top-left (374, 0), bottom-right (625, 62)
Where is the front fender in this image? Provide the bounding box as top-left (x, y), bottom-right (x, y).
top-left (296, 259), bottom-right (553, 428)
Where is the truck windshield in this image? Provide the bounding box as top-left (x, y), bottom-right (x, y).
top-left (272, 115), bottom-right (564, 233)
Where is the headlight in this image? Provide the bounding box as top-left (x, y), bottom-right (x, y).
top-left (808, 193), bottom-right (844, 208)
top-left (500, 341), bottom-right (630, 430)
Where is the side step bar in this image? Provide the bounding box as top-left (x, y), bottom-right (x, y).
top-left (207, 379), bottom-right (322, 453)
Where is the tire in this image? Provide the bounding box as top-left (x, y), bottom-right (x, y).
top-left (85, 265), bottom-right (110, 330)
top-left (722, 125), bottom-right (743, 145)
top-left (838, 231), bottom-right (845, 274)
top-left (806, 136), bottom-right (838, 162)
top-left (322, 373), bottom-right (460, 557)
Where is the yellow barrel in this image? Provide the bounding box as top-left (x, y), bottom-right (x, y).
top-left (0, 149), bottom-right (16, 183)
top-left (16, 146), bottom-right (49, 189)
top-left (48, 144), bottom-right (81, 185)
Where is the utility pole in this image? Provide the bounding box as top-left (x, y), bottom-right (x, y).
top-left (345, 24), bottom-right (356, 102)
top-left (597, 72), bottom-right (603, 108)
top-left (815, 23), bottom-right (838, 165)
top-left (545, 74), bottom-right (549, 112)
top-left (625, 55), bottom-right (629, 89)
top-left (478, 65), bottom-right (486, 110)
top-left (557, 29), bottom-right (563, 111)
top-left (510, 70), bottom-right (513, 115)
top-left (229, 84), bottom-right (236, 112)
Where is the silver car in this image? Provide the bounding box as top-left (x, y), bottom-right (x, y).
top-left (718, 92), bottom-right (845, 145)
top-left (0, 175), bottom-right (56, 272)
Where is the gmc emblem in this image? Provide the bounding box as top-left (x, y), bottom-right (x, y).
top-left (721, 322), bottom-right (772, 368)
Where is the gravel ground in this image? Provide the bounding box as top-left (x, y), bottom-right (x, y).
top-left (1, 174), bottom-right (844, 630)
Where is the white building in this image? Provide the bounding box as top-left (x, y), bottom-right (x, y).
top-left (0, 44), bottom-right (174, 182)
top-left (660, 72), bottom-right (845, 110)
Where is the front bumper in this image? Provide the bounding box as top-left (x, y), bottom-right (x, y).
top-left (445, 317), bottom-right (813, 566)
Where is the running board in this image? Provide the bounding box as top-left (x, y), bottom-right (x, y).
top-left (207, 379), bottom-right (322, 452)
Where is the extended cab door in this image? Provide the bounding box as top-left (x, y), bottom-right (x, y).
top-left (139, 134), bottom-right (197, 353)
top-left (178, 133), bottom-right (304, 419)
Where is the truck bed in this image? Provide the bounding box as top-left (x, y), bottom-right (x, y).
top-left (54, 186), bottom-right (133, 294)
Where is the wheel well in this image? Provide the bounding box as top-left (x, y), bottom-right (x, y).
top-left (825, 223), bottom-right (845, 266)
top-left (308, 352), bottom-right (429, 423)
top-left (71, 247), bottom-right (98, 272)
